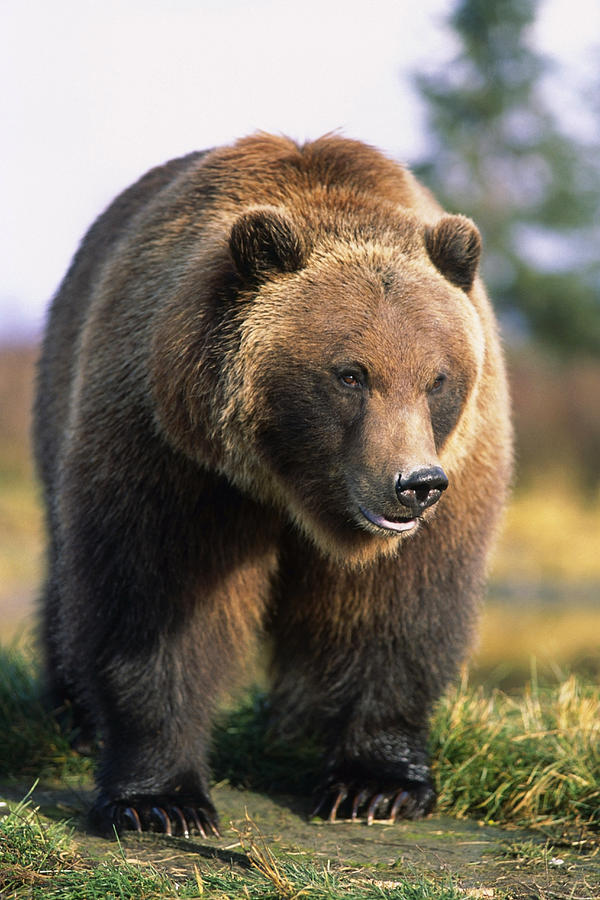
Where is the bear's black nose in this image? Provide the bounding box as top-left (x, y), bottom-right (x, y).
top-left (395, 467), bottom-right (448, 514)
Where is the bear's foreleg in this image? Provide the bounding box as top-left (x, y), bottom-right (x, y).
top-left (53, 452), bottom-right (275, 837)
top-left (269, 540), bottom-right (476, 823)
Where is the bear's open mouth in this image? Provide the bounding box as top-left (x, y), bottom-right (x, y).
top-left (359, 507), bottom-right (418, 534)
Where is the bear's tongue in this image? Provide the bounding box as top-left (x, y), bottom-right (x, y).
top-left (360, 507), bottom-right (417, 533)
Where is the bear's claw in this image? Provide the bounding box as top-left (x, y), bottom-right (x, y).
top-left (90, 794), bottom-right (221, 838)
top-left (313, 780), bottom-right (434, 824)
top-left (151, 805), bottom-right (172, 834)
top-left (351, 789), bottom-right (368, 820)
top-left (122, 806), bottom-right (142, 832)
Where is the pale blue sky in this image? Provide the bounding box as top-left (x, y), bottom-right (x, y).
top-left (1, 0), bottom-right (598, 338)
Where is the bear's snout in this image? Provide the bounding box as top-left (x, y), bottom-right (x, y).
top-left (395, 466), bottom-right (449, 515)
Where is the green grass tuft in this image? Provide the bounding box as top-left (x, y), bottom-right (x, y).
top-left (431, 673), bottom-right (600, 832)
top-left (0, 643), bottom-right (91, 780)
top-left (0, 794), bottom-right (199, 898)
top-left (211, 692), bottom-right (323, 795)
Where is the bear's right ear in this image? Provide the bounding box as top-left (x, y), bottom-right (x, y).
top-left (424, 215), bottom-right (482, 291)
top-left (229, 207), bottom-right (309, 283)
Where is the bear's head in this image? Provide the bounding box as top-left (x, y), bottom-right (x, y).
top-left (222, 205), bottom-right (486, 564)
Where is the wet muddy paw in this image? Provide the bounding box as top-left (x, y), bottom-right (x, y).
top-left (89, 793), bottom-right (221, 838)
top-left (312, 778), bottom-right (435, 824)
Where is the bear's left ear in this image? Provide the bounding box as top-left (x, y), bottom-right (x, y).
top-left (229, 207), bottom-right (309, 283)
top-left (424, 215), bottom-right (482, 291)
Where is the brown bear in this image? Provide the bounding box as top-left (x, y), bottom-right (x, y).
top-left (33, 133), bottom-right (512, 837)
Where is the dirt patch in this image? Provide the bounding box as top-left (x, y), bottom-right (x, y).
top-left (2, 779), bottom-right (598, 898)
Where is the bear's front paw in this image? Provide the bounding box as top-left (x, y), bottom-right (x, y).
top-left (89, 792), bottom-right (221, 838)
top-left (312, 778), bottom-right (435, 824)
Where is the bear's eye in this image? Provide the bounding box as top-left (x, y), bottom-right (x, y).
top-left (339, 371), bottom-right (362, 388)
top-left (429, 373), bottom-right (447, 394)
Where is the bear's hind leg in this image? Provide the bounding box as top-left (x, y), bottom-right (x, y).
top-left (40, 549), bottom-right (96, 752)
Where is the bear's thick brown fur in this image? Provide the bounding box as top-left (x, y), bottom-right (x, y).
top-left (33, 134), bottom-right (512, 836)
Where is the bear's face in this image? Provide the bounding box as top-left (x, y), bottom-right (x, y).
top-left (229, 208), bottom-right (485, 562)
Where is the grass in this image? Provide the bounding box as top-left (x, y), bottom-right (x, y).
top-left (491, 472), bottom-right (600, 583)
top-left (431, 672), bottom-right (600, 833)
top-left (233, 814), bottom-right (464, 899)
top-left (1, 792), bottom-right (204, 898)
top-left (0, 464), bottom-right (43, 632)
top-left (0, 642), bottom-right (91, 781)
top-left (473, 605), bottom-right (600, 688)
top-left (211, 692), bottom-right (322, 796)
top-left (1, 794), bottom-right (465, 899)
top-left (4, 652), bottom-right (598, 897)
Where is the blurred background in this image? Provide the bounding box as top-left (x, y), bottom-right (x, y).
top-left (1, 0), bottom-right (599, 688)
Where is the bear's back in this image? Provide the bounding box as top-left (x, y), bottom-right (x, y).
top-left (33, 151), bottom-right (206, 491)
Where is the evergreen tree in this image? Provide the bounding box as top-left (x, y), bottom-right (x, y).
top-left (412, 0), bottom-right (600, 354)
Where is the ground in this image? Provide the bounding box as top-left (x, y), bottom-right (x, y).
top-left (2, 779), bottom-right (598, 898)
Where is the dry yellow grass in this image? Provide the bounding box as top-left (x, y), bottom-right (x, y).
top-left (473, 605), bottom-right (600, 684)
top-left (491, 471), bottom-right (600, 582)
top-left (0, 471), bottom-right (43, 639)
top-left (0, 473), bottom-right (43, 587)
top-left (478, 472), bottom-right (600, 683)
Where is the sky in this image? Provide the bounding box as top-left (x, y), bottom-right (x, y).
top-left (1, 0), bottom-right (598, 338)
